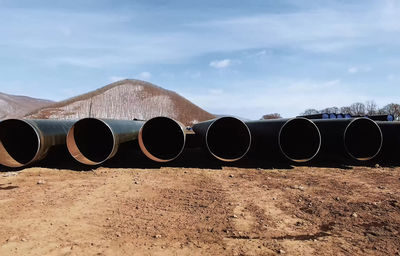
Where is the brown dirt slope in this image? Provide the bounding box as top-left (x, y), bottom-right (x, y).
top-left (0, 92), bottom-right (53, 119)
top-left (0, 166), bottom-right (399, 255)
top-left (26, 79), bottom-right (215, 125)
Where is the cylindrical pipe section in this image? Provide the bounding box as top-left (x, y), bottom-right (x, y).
top-left (312, 118), bottom-right (382, 161)
top-left (279, 118), bottom-right (321, 162)
top-left (298, 113), bottom-right (329, 119)
top-left (376, 121), bottom-right (400, 161)
top-left (192, 117), bottom-right (251, 162)
top-left (138, 116), bottom-right (186, 162)
top-left (0, 119), bottom-right (74, 167)
top-left (246, 118), bottom-right (320, 162)
top-left (344, 118), bottom-right (383, 161)
top-left (67, 118), bottom-right (144, 165)
top-left (367, 114), bottom-right (394, 121)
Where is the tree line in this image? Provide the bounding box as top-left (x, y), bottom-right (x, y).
top-left (301, 101), bottom-right (400, 119)
top-left (261, 101), bottom-right (400, 120)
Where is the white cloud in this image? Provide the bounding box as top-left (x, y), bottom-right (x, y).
top-left (138, 71), bottom-right (152, 80)
top-left (209, 59), bottom-right (232, 69)
top-left (109, 76), bottom-right (125, 82)
top-left (255, 49), bottom-right (268, 56)
top-left (181, 78), bottom-right (397, 119)
top-left (348, 66), bottom-right (372, 74)
top-left (348, 67), bottom-right (358, 74)
top-left (2, 1), bottom-right (399, 68)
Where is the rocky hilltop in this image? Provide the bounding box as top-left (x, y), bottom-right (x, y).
top-left (26, 79), bottom-right (215, 125)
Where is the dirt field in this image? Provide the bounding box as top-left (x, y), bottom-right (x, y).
top-left (1, 165), bottom-right (399, 255)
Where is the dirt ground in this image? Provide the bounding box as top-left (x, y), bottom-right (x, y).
top-left (0, 165), bottom-right (399, 256)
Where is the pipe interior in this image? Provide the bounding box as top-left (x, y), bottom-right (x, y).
top-left (0, 119), bottom-right (39, 165)
top-left (73, 119), bottom-right (114, 163)
top-left (207, 117), bottom-right (251, 161)
top-left (344, 118), bottom-right (382, 160)
top-left (279, 119), bottom-right (321, 162)
top-left (141, 117), bottom-right (185, 161)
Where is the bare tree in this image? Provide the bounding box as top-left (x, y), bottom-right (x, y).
top-left (365, 100), bottom-right (378, 115)
top-left (380, 103), bottom-right (400, 119)
top-left (340, 106), bottom-right (351, 114)
top-left (350, 102), bottom-right (366, 116)
top-left (322, 107), bottom-right (339, 114)
top-left (302, 109), bottom-right (319, 115)
top-left (301, 102), bottom-right (400, 119)
top-left (262, 113), bottom-right (282, 119)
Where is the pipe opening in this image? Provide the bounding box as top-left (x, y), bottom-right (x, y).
top-left (139, 117), bottom-right (185, 162)
top-left (206, 117), bottom-right (251, 161)
top-left (279, 118), bottom-right (321, 162)
top-left (0, 119), bottom-right (39, 167)
top-left (67, 118), bottom-right (114, 164)
top-left (344, 118), bottom-right (382, 161)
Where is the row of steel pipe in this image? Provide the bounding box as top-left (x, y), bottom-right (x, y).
top-left (0, 116), bottom-right (396, 167)
top-left (0, 117), bottom-right (186, 167)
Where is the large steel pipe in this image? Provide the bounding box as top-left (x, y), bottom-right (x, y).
top-left (67, 118), bottom-right (144, 165)
top-left (246, 118), bottom-right (321, 162)
top-left (192, 117), bottom-right (251, 162)
top-left (0, 119), bottom-right (74, 167)
top-left (313, 117), bottom-right (383, 161)
top-left (368, 115), bottom-right (394, 121)
top-left (138, 116), bottom-right (186, 162)
top-left (298, 113), bottom-right (329, 119)
top-left (375, 121), bottom-right (400, 161)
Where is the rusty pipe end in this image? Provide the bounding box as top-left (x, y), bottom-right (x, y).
top-left (67, 118), bottom-right (116, 165)
top-left (279, 117), bottom-right (321, 163)
top-left (138, 116), bottom-right (186, 162)
top-left (205, 117), bottom-right (251, 162)
top-left (0, 119), bottom-right (41, 167)
top-left (344, 117), bottom-right (383, 161)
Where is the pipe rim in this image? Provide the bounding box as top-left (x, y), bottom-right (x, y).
top-left (138, 116), bottom-right (186, 162)
top-left (344, 117), bottom-right (383, 161)
top-left (278, 117), bottom-right (321, 163)
top-left (66, 118), bottom-right (116, 165)
top-left (0, 119), bottom-right (41, 167)
top-left (205, 116), bottom-right (251, 162)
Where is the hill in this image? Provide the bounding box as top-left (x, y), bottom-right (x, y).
top-left (0, 92), bottom-right (53, 119)
top-left (26, 79), bottom-right (215, 125)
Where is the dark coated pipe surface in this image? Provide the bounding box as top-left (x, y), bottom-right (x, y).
top-left (192, 117), bottom-right (251, 162)
top-left (298, 113), bottom-right (329, 119)
top-left (312, 118), bottom-right (383, 161)
top-left (376, 121), bottom-right (400, 161)
top-left (138, 116), bottom-right (187, 162)
top-left (368, 115), bottom-right (394, 121)
top-left (246, 118), bottom-right (321, 162)
top-left (67, 118), bottom-right (144, 165)
top-left (0, 119), bottom-right (74, 167)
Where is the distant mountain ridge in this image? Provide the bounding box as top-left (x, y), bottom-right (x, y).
top-left (26, 79), bottom-right (215, 125)
top-left (0, 92), bottom-right (53, 119)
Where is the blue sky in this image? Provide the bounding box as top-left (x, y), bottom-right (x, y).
top-left (0, 0), bottom-right (399, 119)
